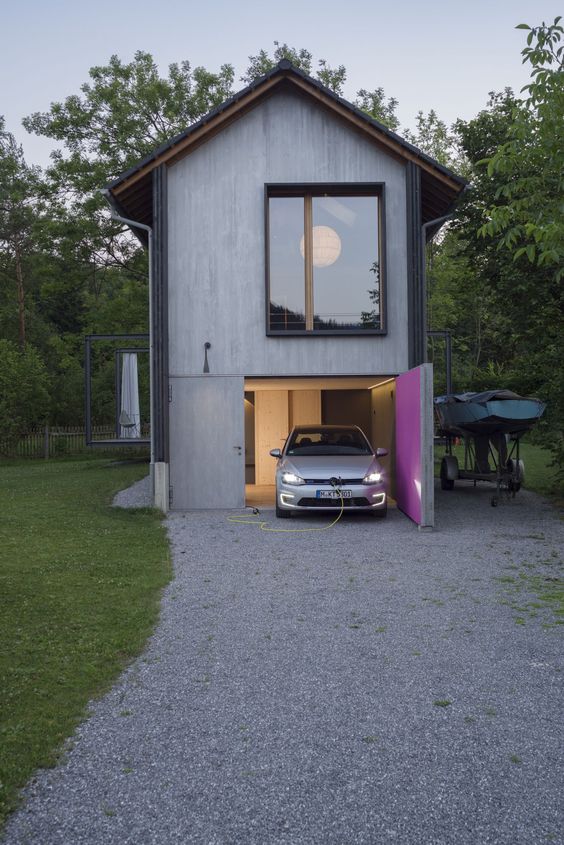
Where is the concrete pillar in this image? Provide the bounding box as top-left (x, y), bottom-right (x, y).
top-left (154, 461), bottom-right (169, 513)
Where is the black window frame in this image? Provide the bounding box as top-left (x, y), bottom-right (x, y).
top-left (265, 183), bottom-right (387, 337)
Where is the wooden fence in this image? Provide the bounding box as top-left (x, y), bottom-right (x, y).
top-left (0, 426), bottom-right (150, 459)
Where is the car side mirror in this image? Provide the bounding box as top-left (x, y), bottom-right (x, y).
top-left (376, 448), bottom-right (388, 457)
top-left (269, 448), bottom-right (282, 458)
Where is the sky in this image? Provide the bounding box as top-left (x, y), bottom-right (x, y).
top-left (1, 0), bottom-right (561, 169)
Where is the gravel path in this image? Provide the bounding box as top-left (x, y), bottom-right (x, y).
top-left (4, 483), bottom-right (563, 844)
top-left (113, 473), bottom-right (152, 509)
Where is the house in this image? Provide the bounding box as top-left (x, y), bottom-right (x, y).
top-left (103, 60), bottom-right (466, 526)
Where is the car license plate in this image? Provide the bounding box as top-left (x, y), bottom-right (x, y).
top-left (316, 490), bottom-right (353, 499)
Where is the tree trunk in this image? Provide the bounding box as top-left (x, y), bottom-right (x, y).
top-left (14, 240), bottom-right (25, 350)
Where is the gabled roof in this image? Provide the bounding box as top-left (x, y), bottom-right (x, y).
top-left (106, 59), bottom-right (467, 227)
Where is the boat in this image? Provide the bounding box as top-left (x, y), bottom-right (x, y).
top-left (434, 389), bottom-right (545, 437)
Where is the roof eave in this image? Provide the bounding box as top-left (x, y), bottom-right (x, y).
top-left (106, 60), bottom-right (467, 199)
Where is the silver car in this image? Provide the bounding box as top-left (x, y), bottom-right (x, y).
top-left (270, 425), bottom-right (388, 519)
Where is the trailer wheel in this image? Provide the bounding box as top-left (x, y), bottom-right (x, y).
top-left (440, 456), bottom-right (458, 490)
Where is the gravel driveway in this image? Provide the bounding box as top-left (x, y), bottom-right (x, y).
top-left (3, 483), bottom-right (563, 845)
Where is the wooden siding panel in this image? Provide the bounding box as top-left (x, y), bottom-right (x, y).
top-left (255, 391), bottom-right (289, 486)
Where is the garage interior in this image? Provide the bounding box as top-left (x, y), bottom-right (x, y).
top-left (244, 376), bottom-right (396, 509)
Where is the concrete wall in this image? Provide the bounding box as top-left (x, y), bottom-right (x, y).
top-left (167, 89), bottom-right (409, 381)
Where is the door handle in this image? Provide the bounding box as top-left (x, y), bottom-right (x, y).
top-left (233, 446), bottom-right (242, 454)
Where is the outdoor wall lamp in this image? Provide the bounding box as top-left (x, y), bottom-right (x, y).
top-left (203, 341), bottom-right (211, 373)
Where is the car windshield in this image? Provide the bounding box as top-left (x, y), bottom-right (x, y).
top-left (286, 429), bottom-right (372, 456)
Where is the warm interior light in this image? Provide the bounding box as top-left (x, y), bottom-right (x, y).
top-left (300, 225), bottom-right (342, 267)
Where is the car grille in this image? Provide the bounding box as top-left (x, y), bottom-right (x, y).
top-left (303, 478), bottom-right (364, 485)
top-left (297, 497), bottom-right (371, 508)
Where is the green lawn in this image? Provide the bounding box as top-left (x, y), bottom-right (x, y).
top-left (0, 458), bottom-right (171, 826)
top-left (517, 441), bottom-right (563, 499)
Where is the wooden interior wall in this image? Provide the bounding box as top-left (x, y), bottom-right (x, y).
top-left (289, 390), bottom-right (321, 427)
top-left (254, 391), bottom-right (289, 485)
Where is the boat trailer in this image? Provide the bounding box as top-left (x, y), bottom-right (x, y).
top-left (439, 431), bottom-right (525, 507)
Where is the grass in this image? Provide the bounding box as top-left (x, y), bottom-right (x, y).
top-left (0, 458), bottom-right (171, 827)
top-left (434, 439), bottom-right (561, 498)
top-left (496, 567), bottom-right (563, 628)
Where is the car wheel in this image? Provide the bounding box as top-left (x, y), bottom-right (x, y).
top-left (275, 502), bottom-right (291, 519)
top-left (372, 506), bottom-right (387, 519)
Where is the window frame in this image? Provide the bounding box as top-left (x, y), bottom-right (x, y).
top-left (265, 183), bottom-right (387, 337)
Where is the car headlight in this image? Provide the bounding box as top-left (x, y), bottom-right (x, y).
top-left (281, 472), bottom-right (305, 486)
top-left (363, 471), bottom-right (382, 484)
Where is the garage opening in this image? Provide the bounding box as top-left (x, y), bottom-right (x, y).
top-left (244, 376), bottom-right (396, 510)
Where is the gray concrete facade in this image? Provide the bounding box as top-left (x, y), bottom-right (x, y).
top-left (167, 90), bottom-right (409, 380)
top-left (167, 89), bottom-right (417, 512)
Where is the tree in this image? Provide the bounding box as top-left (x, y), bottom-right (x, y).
top-left (478, 18), bottom-right (564, 278)
top-left (24, 52), bottom-right (236, 190)
top-left (20, 52), bottom-right (239, 307)
top-left (243, 42), bottom-right (347, 95)
top-left (476, 19), bottom-right (564, 474)
top-left (0, 118), bottom-right (42, 349)
top-left (354, 88), bottom-right (400, 130)
top-left (403, 109), bottom-right (461, 169)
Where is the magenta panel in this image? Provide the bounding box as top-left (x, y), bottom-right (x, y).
top-left (395, 367), bottom-right (422, 524)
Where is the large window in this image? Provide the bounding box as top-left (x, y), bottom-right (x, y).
top-left (267, 185), bottom-right (385, 334)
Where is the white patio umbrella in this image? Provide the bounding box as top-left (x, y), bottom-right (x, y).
top-left (119, 352), bottom-right (141, 438)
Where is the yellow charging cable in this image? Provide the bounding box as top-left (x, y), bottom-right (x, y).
top-left (227, 484), bottom-right (345, 533)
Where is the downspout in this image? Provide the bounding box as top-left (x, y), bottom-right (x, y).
top-left (100, 189), bottom-right (155, 485)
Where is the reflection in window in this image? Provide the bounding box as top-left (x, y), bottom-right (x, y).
top-left (268, 197), bottom-right (305, 331)
top-left (312, 196), bottom-right (380, 331)
top-left (267, 189), bottom-right (382, 333)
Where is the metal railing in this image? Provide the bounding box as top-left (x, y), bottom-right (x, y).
top-left (0, 425), bottom-right (150, 459)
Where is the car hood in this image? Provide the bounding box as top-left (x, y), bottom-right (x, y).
top-left (283, 455), bottom-right (377, 479)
